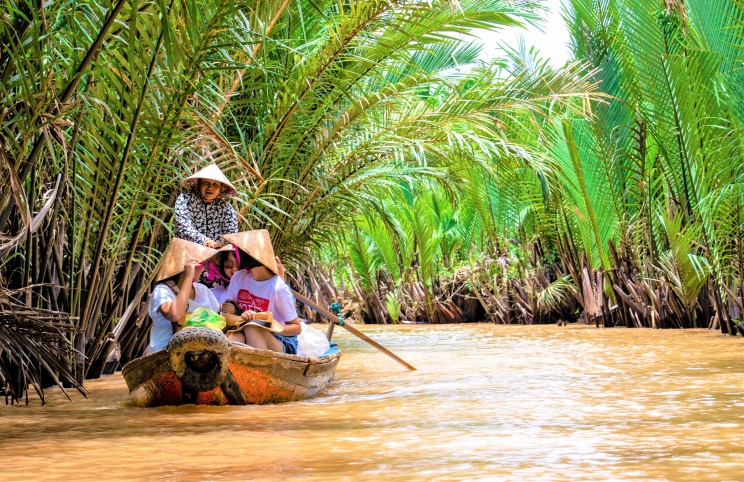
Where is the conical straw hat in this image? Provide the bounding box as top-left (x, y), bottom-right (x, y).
top-left (227, 312), bottom-right (284, 334)
top-left (157, 238), bottom-right (219, 281)
top-left (181, 163), bottom-right (237, 198)
top-left (222, 230), bottom-right (278, 275)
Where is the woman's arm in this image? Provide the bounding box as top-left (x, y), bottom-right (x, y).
top-left (221, 300), bottom-right (243, 328)
top-left (273, 282), bottom-right (300, 335)
top-left (174, 193), bottom-right (209, 244)
top-left (232, 308), bottom-right (300, 335)
top-left (158, 262), bottom-right (197, 324)
top-left (280, 317), bottom-right (302, 336)
top-left (223, 313), bottom-right (244, 328)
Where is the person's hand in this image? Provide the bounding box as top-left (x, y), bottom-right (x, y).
top-left (204, 240), bottom-right (217, 248)
top-left (275, 256), bottom-right (285, 280)
top-left (213, 241), bottom-right (225, 248)
top-left (183, 259), bottom-right (200, 280)
top-left (241, 310), bottom-right (256, 321)
top-left (222, 301), bottom-right (237, 315)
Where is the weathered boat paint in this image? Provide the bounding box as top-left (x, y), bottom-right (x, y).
top-left (123, 339), bottom-right (341, 407)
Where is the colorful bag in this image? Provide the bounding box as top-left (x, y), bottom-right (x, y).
top-left (183, 307), bottom-right (227, 330)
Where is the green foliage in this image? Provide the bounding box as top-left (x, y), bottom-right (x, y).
top-left (536, 276), bottom-right (574, 314)
top-left (340, 0), bottom-right (744, 327)
top-left (657, 211), bottom-right (711, 323)
top-left (385, 291), bottom-right (402, 324)
top-left (2, 0), bottom-right (741, 358)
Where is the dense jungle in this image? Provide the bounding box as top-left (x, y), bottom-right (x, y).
top-left (1, 0), bottom-right (743, 402)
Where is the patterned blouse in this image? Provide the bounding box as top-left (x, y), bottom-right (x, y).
top-left (174, 190), bottom-right (238, 244)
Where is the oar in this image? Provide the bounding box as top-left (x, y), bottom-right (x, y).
top-left (292, 290), bottom-right (416, 371)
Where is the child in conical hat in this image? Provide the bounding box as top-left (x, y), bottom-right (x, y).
top-left (211, 245), bottom-right (286, 304)
top-left (147, 239), bottom-right (220, 352)
top-left (174, 163), bottom-right (238, 249)
top-left (220, 230), bottom-right (301, 355)
top-left (209, 245), bottom-right (240, 305)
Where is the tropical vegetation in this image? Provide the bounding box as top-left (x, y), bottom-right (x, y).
top-left (1, 0), bottom-right (742, 402)
top-left (332, 0), bottom-right (744, 335)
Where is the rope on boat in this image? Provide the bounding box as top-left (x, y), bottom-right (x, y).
top-left (304, 299), bottom-right (345, 326)
top-left (330, 302), bottom-right (345, 326)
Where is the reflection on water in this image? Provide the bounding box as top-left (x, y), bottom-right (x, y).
top-left (1, 325), bottom-right (743, 481)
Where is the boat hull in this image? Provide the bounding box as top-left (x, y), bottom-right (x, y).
top-left (122, 340), bottom-right (341, 407)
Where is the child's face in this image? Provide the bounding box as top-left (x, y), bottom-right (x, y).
top-left (199, 179), bottom-right (223, 202)
top-left (223, 253), bottom-right (239, 280)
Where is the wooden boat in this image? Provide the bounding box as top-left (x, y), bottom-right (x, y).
top-left (122, 327), bottom-right (341, 407)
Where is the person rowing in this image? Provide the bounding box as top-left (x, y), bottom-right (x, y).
top-left (220, 230), bottom-right (301, 355)
top-left (174, 163), bottom-right (238, 250)
top-left (174, 163), bottom-right (238, 288)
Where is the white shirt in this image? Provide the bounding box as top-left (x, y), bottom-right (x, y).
top-left (148, 282), bottom-right (220, 352)
top-left (225, 270), bottom-right (298, 324)
top-left (211, 284), bottom-right (229, 305)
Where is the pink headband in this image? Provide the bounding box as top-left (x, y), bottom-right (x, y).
top-left (207, 262), bottom-right (230, 283)
top-left (234, 246), bottom-right (243, 269)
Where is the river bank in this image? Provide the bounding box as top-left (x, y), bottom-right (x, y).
top-left (1, 325), bottom-right (742, 481)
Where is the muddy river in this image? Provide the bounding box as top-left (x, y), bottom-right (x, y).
top-left (1, 325), bottom-right (742, 481)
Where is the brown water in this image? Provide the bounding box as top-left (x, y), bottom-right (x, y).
top-left (1, 325), bottom-right (743, 481)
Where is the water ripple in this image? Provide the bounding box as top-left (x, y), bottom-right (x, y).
top-left (1, 324), bottom-right (742, 481)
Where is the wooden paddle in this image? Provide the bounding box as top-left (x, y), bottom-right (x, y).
top-left (292, 290), bottom-right (416, 371)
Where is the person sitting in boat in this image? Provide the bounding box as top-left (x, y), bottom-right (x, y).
top-left (174, 163), bottom-right (238, 249)
top-left (147, 239), bottom-right (220, 352)
top-left (209, 245), bottom-right (286, 305)
top-left (209, 246), bottom-right (240, 305)
top-left (220, 230), bottom-right (301, 355)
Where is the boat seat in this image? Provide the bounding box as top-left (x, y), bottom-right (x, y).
top-left (321, 342), bottom-right (340, 358)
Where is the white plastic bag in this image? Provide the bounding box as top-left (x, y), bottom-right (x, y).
top-left (297, 321), bottom-right (330, 357)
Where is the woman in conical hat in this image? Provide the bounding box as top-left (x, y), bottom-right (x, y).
top-left (147, 239), bottom-right (220, 353)
top-left (173, 163), bottom-right (238, 250)
top-left (220, 230), bottom-right (301, 355)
